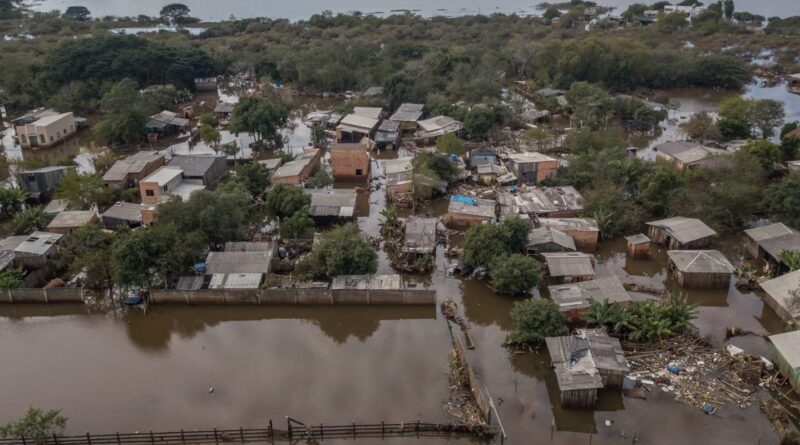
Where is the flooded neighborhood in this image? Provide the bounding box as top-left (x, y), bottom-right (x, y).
top-left (2, 0), bottom-right (800, 444)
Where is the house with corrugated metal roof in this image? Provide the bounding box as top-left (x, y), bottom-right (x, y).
top-left (538, 218), bottom-right (600, 252)
top-left (499, 186), bottom-right (584, 219)
top-left (526, 227), bottom-right (576, 256)
top-left (403, 218), bottom-right (438, 257)
top-left (389, 103), bottom-right (425, 132)
top-left (655, 141), bottom-right (728, 171)
top-left (769, 330), bottom-right (800, 394)
top-left (744, 223), bottom-right (800, 276)
top-left (647, 216), bottom-right (717, 250)
top-left (760, 270), bottom-right (800, 324)
top-left (667, 250), bottom-right (735, 289)
top-left (102, 151), bottom-right (166, 190)
top-left (548, 276), bottom-right (631, 315)
top-left (307, 189), bottom-right (357, 225)
top-left (541, 252), bottom-right (595, 284)
top-left (444, 196), bottom-right (496, 230)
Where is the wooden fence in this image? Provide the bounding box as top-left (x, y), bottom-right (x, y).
top-left (0, 287), bottom-right (83, 304)
top-left (0, 419), bottom-right (488, 445)
top-left (149, 288), bottom-right (436, 306)
top-left (452, 334), bottom-right (491, 421)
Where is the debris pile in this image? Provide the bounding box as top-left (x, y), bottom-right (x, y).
top-left (442, 299), bottom-right (474, 349)
top-left (445, 346), bottom-right (488, 429)
top-left (624, 336), bottom-right (769, 411)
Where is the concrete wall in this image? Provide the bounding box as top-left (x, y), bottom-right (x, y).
top-left (150, 287), bottom-right (435, 305)
top-left (0, 287), bottom-right (83, 304)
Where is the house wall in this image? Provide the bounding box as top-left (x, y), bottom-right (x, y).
top-left (672, 270), bottom-right (731, 289)
top-left (647, 226), bottom-right (711, 250)
top-left (560, 388), bottom-right (598, 409)
top-left (563, 229), bottom-right (598, 252)
top-left (443, 213), bottom-right (492, 231)
top-left (16, 114), bottom-right (76, 149)
top-left (762, 291), bottom-right (796, 324)
top-left (149, 287), bottom-right (436, 305)
top-left (549, 274), bottom-right (594, 285)
top-left (48, 214), bottom-right (98, 236)
top-left (509, 160), bottom-right (558, 184)
top-left (140, 174), bottom-right (182, 204)
top-left (331, 148), bottom-right (370, 181)
top-left (627, 242), bottom-right (650, 259)
top-left (773, 347), bottom-right (800, 394)
top-left (17, 169), bottom-right (67, 201)
top-left (598, 369), bottom-right (625, 389)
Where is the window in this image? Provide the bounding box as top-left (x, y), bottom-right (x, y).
top-left (145, 189), bottom-right (155, 197)
top-left (27, 175), bottom-right (35, 182)
top-left (355, 169), bottom-right (363, 176)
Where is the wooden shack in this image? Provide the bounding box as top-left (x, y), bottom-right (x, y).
top-left (769, 331), bottom-right (800, 394)
top-left (743, 223), bottom-right (800, 276)
top-left (545, 330), bottom-right (629, 409)
top-left (625, 234), bottom-right (651, 259)
top-left (548, 276), bottom-right (631, 321)
top-left (538, 218), bottom-right (600, 252)
top-left (647, 217), bottom-right (717, 250)
top-left (526, 227), bottom-right (576, 256)
top-left (759, 270), bottom-right (800, 324)
top-left (667, 250), bottom-right (735, 289)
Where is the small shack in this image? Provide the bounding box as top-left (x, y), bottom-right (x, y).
top-left (336, 113), bottom-right (380, 143)
top-left (541, 252), bottom-right (595, 284)
top-left (548, 276), bottom-right (631, 317)
top-left (416, 116), bottom-right (463, 144)
top-left (506, 152), bottom-right (558, 185)
top-left (788, 73), bottom-right (800, 94)
top-left (307, 189), bottom-right (357, 224)
top-left (759, 270), bottom-right (800, 324)
top-left (444, 196), bottom-right (496, 230)
top-left (16, 166), bottom-right (71, 202)
top-left (13, 231), bottom-right (63, 269)
top-left (146, 110), bottom-right (190, 137)
top-left (468, 149), bottom-right (497, 168)
top-left (168, 154), bottom-right (227, 187)
top-left (46, 209), bottom-right (98, 235)
top-left (744, 223), bottom-right (800, 276)
top-left (271, 149), bottom-right (322, 185)
top-left (545, 330), bottom-right (629, 409)
top-left (403, 217), bottom-right (438, 258)
top-left (526, 227), bottom-right (576, 256)
top-left (101, 202), bottom-right (144, 229)
top-left (625, 234), bottom-right (651, 259)
top-left (102, 151), bottom-right (166, 191)
top-left (538, 218), bottom-right (600, 252)
top-left (667, 250), bottom-right (735, 289)
top-left (647, 217), bottom-right (717, 250)
top-left (654, 141), bottom-right (727, 171)
top-left (389, 103), bottom-right (425, 132)
top-left (194, 77), bottom-right (218, 91)
top-left (374, 120), bottom-right (401, 149)
top-left (769, 331), bottom-right (800, 394)
top-left (214, 102), bottom-right (235, 120)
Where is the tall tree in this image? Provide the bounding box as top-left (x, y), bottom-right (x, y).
top-left (159, 3), bottom-right (190, 24)
top-left (95, 79), bottom-right (158, 147)
top-left (229, 96), bottom-right (288, 146)
top-left (54, 170), bottom-right (114, 209)
top-left (63, 6), bottom-right (91, 20)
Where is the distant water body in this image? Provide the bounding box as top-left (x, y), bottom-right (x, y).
top-left (26, 0), bottom-right (800, 22)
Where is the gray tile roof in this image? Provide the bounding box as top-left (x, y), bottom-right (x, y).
top-left (667, 250), bottom-right (735, 274)
top-left (527, 227), bottom-right (576, 251)
top-left (168, 154), bottom-right (224, 178)
top-left (549, 276), bottom-right (631, 312)
top-left (542, 252), bottom-right (595, 277)
top-left (403, 218), bottom-right (438, 254)
top-left (308, 189), bottom-right (357, 218)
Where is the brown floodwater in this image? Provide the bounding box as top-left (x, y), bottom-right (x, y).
top-left (0, 86), bottom-right (795, 444)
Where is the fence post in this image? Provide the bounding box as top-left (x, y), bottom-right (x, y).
top-left (86, 433), bottom-right (91, 445)
top-left (239, 427), bottom-right (244, 443)
top-left (116, 432), bottom-right (121, 445)
top-left (352, 421), bottom-right (356, 439)
top-left (286, 417), bottom-right (292, 440)
top-left (320, 424), bottom-right (323, 439)
top-left (21, 435), bottom-right (26, 445)
top-left (53, 433), bottom-right (58, 445)
top-left (150, 431), bottom-right (154, 445)
top-left (416, 419), bottom-right (420, 438)
top-left (180, 430), bottom-right (184, 444)
top-left (213, 428), bottom-right (218, 445)
top-left (381, 421), bottom-right (385, 438)
top-left (268, 420), bottom-right (273, 440)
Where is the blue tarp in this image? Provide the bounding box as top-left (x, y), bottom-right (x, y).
top-left (193, 262), bottom-right (206, 273)
top-left (122, 295), bottom-right (143, 305)
top-left (450, 195), bottom-right (476, 206)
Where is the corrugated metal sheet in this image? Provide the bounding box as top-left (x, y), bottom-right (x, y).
top-left (647, 217), bottom-right (717, 244)
top-left (667, 250), bottom-right (734, 274)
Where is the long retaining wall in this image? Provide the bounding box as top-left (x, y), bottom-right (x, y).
top-left (149, 287), bottom-right (436, 305)
top-left (0, 287), bottom-right (84, 304)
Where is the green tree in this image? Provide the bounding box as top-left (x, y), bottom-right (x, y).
top-left (311, 127), bottom-right (330, 148)
top-left (436, 133), bottom-right (465, 156)
top-left (307, 162), bottom-right (333, 189)
top-left (566, 82), bottom-right (612, 128)
top-left (750, 99), bottom-right (785, 139)
top-left (157, 188), bottom-right (250, 248)
top-left (780, 251), bottom-right (800, 271)
top-left (502, 216), bottom-right (532, 253)
top-left (234, 162), bottom-right (270, 196)
top-left (0, 188), bottom-right (27, 218)
top-left (62, 5), bottom-right (90, 20)
top-left (764, 172), bottom-right (800, 228)
top-left (463, 107), bottom-right (498, 139)
top-left (0, 267), bottom-right (24, 289)
top-left (736, 140), bottom-right (781, 172)
top-left (111, 223), bottom-right (206, 288)
top-left (265, 184), bottom-right (311, 220)
top-left (657, 11), bottom-right (688, 32)
top-left (723, 0), bottom-right (734, 19)
top-left (681, 112), bottom-right (721, 143)
top-left (489, 254), bottom-right (541, 295)
top-left (199, 123), bottom-right (221, 147)
top-left (55, 226), bottom-right (114, 289)
top-left (0, 408), bottom-right (67, 442)
top-left (299, 223), bottom-right (377, 278)
top-left (416, 153), bottom-right (459, 183)
top-left (279, 207), bottom-right (314, 239)
top-left (384, 74), bottom-right (413, 110)
top-left (585, 182), bottom-right (644, 237)
top-left (508, 299), bottom-right (568, 346)
top-left (159, 3), bottom-right (190, 24)
top-left (11, 207), bottom-right (48, 235)
top-left (462, 224), bottom-right (511, 270)
top-left (638, 165), bottom-right (686, 218)
top-left (229, 96), bottom-right (289, 146)
top-left (54, 170), bottom-right (114, 209)
top-left (95, 79), bottom-right (157, 147)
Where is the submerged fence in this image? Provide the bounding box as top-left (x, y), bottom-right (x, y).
top-left (0, 419), bottom-right (488, 445)
top-left (0, 287), bottom-right (83, 304)
top-left (149, 288), bottom-right (436, 305)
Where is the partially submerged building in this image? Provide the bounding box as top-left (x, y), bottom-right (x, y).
top-left (389, 103), bottom-right (424, 132)
top-left (647, 217), bottom-right (717, 250)
top-left (468, 149), bottom-right (497, 168)
top-left (538, 218), bottom-right (600, 252)
top-left (769, 330), bottom-right (800, 394)
top-left (759, 270), bottom-right (800, 324)
top-left (526, 227), bottom-right (576, 256)
top-left (789, 73), bottom-right (800, 94)
top-left (403, 217), bottom-right (438, 258)
top-left (46, 209), bottom-right (98, 235)
top-left (625, 234), bottom-right (651, 259)
top-left (744, 223), bottom-right (800, 276)
top-left (383, 157), bottom-right (414, 199)
top-left (506, 152), bottom-right (558, 185)
top-left (204, 247), bottom-right (275, 290)
top-left (548, 276), bottom-right (631, 316)
top-left (337, 110), bottom-right (381, 143)
top-left (444, 195), bottom-right (496, 230)
top-left (499, 187), bottom-right (584, 218)
top-left (374, 120), bottom-right (401, 149)
top-left (271, 149), bottom-right (322, 185)
top-left (16, 166), bottom-right (71, 202)
top-left (541, 252), bottom-right (596, 284)
top-left (140, 166), bottom-right (205, 205)
top-left (667, 250), bottom-right (735, 289)
top-left (330, 143), bottom-right (370, 181)
top-left (102, 151), bottom-right (166, 191)
top-left (194, 77), bottom-right (218, 91)
top-left (146, 110), bottom-right (190, 137)
top-left (13, 108), bottom-right (77, 149)
top-left (13, 231), bottom-right (63, 268)
top-left (167, 154), bottom-right (227, 186)
top-left (546, 330), bottom-right (629, 409)
top-left (655, 141), bottom-right (727, 171)
top-left (416, 116), bottom-right (463, 144)
top-left (307, 189), bottom-right (357, 224)
top-left (214, 102), bottom-right (235, 120)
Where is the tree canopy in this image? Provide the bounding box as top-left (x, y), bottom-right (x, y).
top-left (229, 96), bottom-right (289, 146)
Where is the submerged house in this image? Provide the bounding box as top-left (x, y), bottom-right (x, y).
top-left (538, 218), bottom-right (600, 252)
top-left (330, 143), bottom-right (370, 181)
top-left (13, 231), bottom-right (63, 269)
top-left (416, 116), bottom-right (463, 144)
top-left (383, 157), bottom-right (415, 199)
top-left (744, 223), bottom-right (800, 276)
top-left (655, 141), bottom-right (727, 171)
top-left (499, 186), bottom-right (584, 219)
top-left (336, 108), bottom-right (381, 143)
top-left (769, 330), bottom-right (800, 394)
top-left (444, 196), bottom-right (496, 230)
top-left (541, 252), bottom-right (595, 284)
top-left (146, 111), bottom-right (190, 137)
top-left (647, 217), bottom-right (717, 250)
top-left (546, 330), bottom-right (629, 409)
top-left (271, 149), bottom-right (322, 186)
top-left (13, 108), bottom-right (77, 149)
top-left (214, 102), bottom-right (235, 120)
top-left (468, 149), bottom-right (497, 168)
top-left (389, 103), bottom-right (425, 132)
top-left (548, 276), bottom-right (631, 318)
top-left (204, 246), bottom-right (275, 290)
top-left (102, 151), bottom-right (166, 191)
top-left (667, 250), bottom-right (735, 289)
top-left (506, 152), bottom-right (558, 185)
top-left (374, 120), bottom-right (401, 149)
top-left (403, 217), bottom-right (438, 259)
top-left (759, 270), bottom-right (800, 324)
top-left (16, 166), bottom-right (71, 202)
top-left (789, 73), bottom-right (800, 94)
top-left (307, 189), bottom-right (357, 225)
top-left (526, 227), bottom-right (576, 256)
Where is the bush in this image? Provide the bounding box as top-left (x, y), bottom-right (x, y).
top-left (489, 254), bottom-right (541, 295)
top-left (0, 408), bottom-right (67, 442)
top-left (265, 184), bottom-right (311, 220)
top-left (583, 294), bottom-right (697, 343)
top-left (508, 299), bottom-right (568, 346)
top-left (298, 223), bottom-right (377, 279)
top-left (279, 208), bottom-right (314, 239)
top-left (462, 217), bottom-right (531, 269)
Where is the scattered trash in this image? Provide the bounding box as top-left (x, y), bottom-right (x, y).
top-left (703, 403), bottom-right (716, 415)
top-left (726, 345), bottom-right (744, 357)
top-left (667, 362), bottom-right (680, 375)
top-left (208, 387), bottom-right (214, 393)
